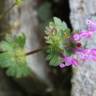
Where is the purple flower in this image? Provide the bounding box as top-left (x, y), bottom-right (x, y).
top-left (59, 63), bottom-right (66, 68)
top-left (72, 33), bottom-right (81, 41)
top-left (80, 31), bottom-right (93, 38)
top-left (72, 31), bottom-right (93, 41)
top-left (91, 49), bottom-right (96, 55)
top-left (75, 48), bottom-right (96, 61)
top-left (59, 19), bottom-right (96, 68)
top-left (72, 19), bottom-right (96, 41)
top-left (59, 56), bottom-right (78, 68)
top-left (59, 48), bottom-right (96, 68)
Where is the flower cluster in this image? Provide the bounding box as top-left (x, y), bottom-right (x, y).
top-left (45, 17), bottom-right (96, 68)
top-left (59, 19), bottom-right (96, 68)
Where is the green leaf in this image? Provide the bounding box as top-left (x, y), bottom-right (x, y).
top-left (54, 17), bottom-right (62, 25)
top-left (53, 17), bottom-right (67, 30)
top-left (45, 17), bottom-right (71, 67)
top-left (49, 55), bottom-right (61, 66)
top-left (15, 33), bottom-right (25, 48)
top-left (0, 34), bottom-right (31, 78)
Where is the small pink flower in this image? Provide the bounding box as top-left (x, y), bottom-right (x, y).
top-left (59, 63), bottom-right (66, 68)
top-left (59, 56), bottom-right (78, 68)
top-left (91, 49), bottom-right (96, 55)
top-left (80, 31), bottom-right (93, 38)
top-left (75, 48), bottom-right (96, 61)
top-left (72, 31), bottom-right (93, 41)
top-left (64, 56), bottom-right (78, 65)
top-left (72, 33), bottom-right (80, 41)
top-left (59, 19), bottom-right (96, 68)
top-left (72, 19), bottom-right (96, 41)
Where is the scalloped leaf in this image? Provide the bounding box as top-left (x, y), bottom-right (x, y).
top-left (45, 17), bottom-right (71, 67)
top-left (0, 34), bottom-right (31, 78)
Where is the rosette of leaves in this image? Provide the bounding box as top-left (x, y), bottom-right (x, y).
top-left (45, 17), bottom-right (71, 66)
top-left (0, 34), bottom-right (31, 78)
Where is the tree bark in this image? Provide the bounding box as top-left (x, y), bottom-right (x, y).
top-left (69, 0), bottom-right (96, 96)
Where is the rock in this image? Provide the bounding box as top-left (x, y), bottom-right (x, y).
top-left (69, 0), bottom-right (96, 96)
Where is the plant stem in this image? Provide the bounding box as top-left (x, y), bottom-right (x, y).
top-left (26, 48), bottom-right (43, 55)
top-left (0, 47), bottom-right (46, 56)
top-left (26, 46), bottom-right (46, 56)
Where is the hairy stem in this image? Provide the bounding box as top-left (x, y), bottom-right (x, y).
top-left (26, 46), bottom-right (46, 56)
top-left (26, 48), bottom-right (43, 55)
top-left (0, 46), bottom-right (46, 55)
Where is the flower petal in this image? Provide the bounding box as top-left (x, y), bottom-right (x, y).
top-left (72, 34), bottom-right (80, 41)
top-left (59, 63), bottom-right (66, 68)
top-left (75, 48), bottom-right (96, 61)
top-left (64, 56), bottom-right (78, 66)
top-left (80, 31), bottom-right (93, 38)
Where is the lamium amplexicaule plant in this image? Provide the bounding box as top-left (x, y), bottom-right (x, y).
top-left (45, 17), bottom-right (96, 68)
top-left (1, 0), bottom-right (96, 78)
top-left (0, 33), bottom-right (31, 78)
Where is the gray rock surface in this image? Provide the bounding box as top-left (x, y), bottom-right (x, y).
top-left (69, 0), bottom-right (96, 96)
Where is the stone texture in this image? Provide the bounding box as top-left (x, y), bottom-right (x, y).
top-left (69, 0), bottom-right (96, 96)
